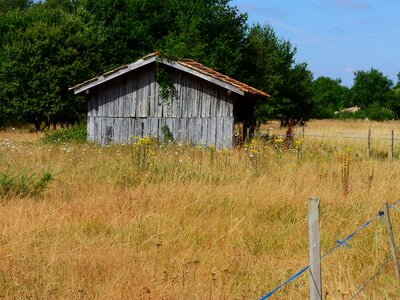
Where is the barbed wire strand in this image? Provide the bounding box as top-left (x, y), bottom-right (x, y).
top-left (259, 198), bottom-right (400, 299)
top-left (349, 255), bottom-right (390, 300)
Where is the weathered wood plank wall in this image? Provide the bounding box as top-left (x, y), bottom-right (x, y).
top-left (87, 65), bottom-right (235, 148)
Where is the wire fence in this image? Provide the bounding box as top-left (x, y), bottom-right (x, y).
top-left (256, 127), bottom-right (400, 160)
top-left (349, 255), bottom-right (390, 300)
top-left (293, 130), bottom-right (400, 141)
top-left (259, 198), bottom-right (400, 299)
top-left (261, 128), bottom-right (400, 141)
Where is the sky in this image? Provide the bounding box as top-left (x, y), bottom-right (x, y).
top-left (230, 0), bottom-right (400, 87)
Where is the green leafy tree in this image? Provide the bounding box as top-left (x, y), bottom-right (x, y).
top-left (395, 72), bottom-right (400, 89)
top-left (78, 0), bottom-right (147, 67)
top-left (78, 0), bottom-right (248, 76)
top-left (244, 24), bottom-right (314, 126)
top-left (366, 102), bottom-right (394, 121)
top-left (159, 0), bottom-right (248, 77)
top-left (0, 5), bottom-right (106, 129)
top-left (313, 77), bottom-right (350, 118)
top-left (387, 72), bottom-right (400, 118)
top-left (351, 68), bottom-right (393, 108)
top-left (272, 63), bottom-right (314, 126)
top-left (351, 68), bottom-right (396, 120)
top-left (0, 0), bottom-right (32, 12)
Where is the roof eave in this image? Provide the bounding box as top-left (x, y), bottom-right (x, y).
top-left (241, 91), bottom-right (271, 100)
top-left (69, 56), bottom-right (158, 95)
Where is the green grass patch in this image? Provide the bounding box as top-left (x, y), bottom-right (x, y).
top-left (42, 124), bottom-right (86, 144)
top-left (0, 170), bottom-right (53, 198)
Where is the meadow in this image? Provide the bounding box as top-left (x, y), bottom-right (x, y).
top-left (1, 119), bottom-right (400, 299)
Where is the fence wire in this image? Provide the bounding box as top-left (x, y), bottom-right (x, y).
top-left (349, 254), bottom-right (390, 300)
top-left (259, 198), bottom-right (400, 299)
top-left (289, 130), bottom-right (400, 141)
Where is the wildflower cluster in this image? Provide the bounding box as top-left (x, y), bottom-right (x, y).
top-left (243, 139), bottom-right (266, 172)
top-left (271, 136), bottom-right (284, 151)
top-left (132, 136), bottom-right (154, 170)
top-left (244, 139), bottom-right (260, 158)
top-left (267, 133), bottom-right (303, 154)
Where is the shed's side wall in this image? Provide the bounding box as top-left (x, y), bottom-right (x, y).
top-left (87, 65), bottom-right (235, 148)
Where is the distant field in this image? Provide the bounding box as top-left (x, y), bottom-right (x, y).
top-left (1, 119), bottom-right (400, 299)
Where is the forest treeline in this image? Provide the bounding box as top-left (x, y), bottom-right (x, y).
top-left (1, 0), bottom-right (400, 130)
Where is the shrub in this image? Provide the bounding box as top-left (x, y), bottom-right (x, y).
top-left (366, 102), bottom-right (395, 121)
top-left (0, 170), bottom-right (53, 198)
top-left (161, 124), bottom-right (174, 143)
top-left (336, 110), bottom-right (367, 120)
top-left (42, 123), bottom-right (86, 143)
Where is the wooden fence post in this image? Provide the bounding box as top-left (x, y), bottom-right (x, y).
top-left (383, 202), bottom-right (400, 281)
top-left (390, 130), bottom-right (394, 161)
top-left (301, 126), bottom-right (305, 158)
top-left (308, 197), bottom-right (322, 300)
top-left (367, 129), bottom-right (371, 158)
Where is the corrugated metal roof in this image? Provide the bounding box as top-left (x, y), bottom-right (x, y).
top-left (70, 52), bottom-right (270, 98)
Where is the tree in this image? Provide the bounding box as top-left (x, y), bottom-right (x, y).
top-left (386, 72), bottom-right (400, 119)
top-left (350, 68), bottom-right (396, 120)
top-left (313, 77), bottom-right (350, 118)
top-left (271, 62), bottom-right (314, 126)
top-left (0, 0), bottom-right (32, 13)
top-left (395, 72), bottom-right (400, 89)
top-left (78, 0), bottom-right (248, 76)
top-left (159, 0), bottom-right (248, 77)
top-left (351, 68), bottom-right (393, 108)
top-left (244, 24), bottom-right (315, 126)
top-left (0, 5), bottom-right (107, 129)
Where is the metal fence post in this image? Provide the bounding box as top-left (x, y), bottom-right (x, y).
top-left (308, 197), bottom-right (322, 300)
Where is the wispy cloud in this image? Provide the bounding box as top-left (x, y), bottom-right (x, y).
top-left (344, 67), bottom-right (355, 74)
top-left (334, 0), bottom-right (371, 10)
top-left (328, 30), bottom-right (400, 41)
top-left (353, 18), bottom-right (382, 25)
top-left (267, 18), bottom-right (326, 46)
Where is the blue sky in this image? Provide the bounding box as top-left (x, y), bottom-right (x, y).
top-left (230, 0), bottom-right (400, 87)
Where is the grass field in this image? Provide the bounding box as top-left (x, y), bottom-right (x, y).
top-left (1, 119), bottom-right (400, 299)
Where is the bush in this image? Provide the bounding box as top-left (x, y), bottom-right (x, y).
top-left (0, 170), bottom-right (53, 198)
top-left (366, 102), bottom-right (394, 121)
top-left (336, 110), bottom-right (367, 120)
top-left (161, 124), bottom-right (174, 143)
top-left (42, 123), bottom-right (86, 143)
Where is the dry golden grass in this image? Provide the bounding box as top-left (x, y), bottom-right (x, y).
top-left (263, 119), bottom-right (400, 158)
top-left (1, 120), bottom-right (400, 299)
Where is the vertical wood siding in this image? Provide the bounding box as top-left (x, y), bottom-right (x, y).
top-left (87, 65), bottom-right (235, 148)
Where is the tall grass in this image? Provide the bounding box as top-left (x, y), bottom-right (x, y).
top-left (42, 123), bottom-right (86, 144)
top-left (0, 170), bottom-right (52, 198)
top-left (0, 120), bottom-right (399, 299)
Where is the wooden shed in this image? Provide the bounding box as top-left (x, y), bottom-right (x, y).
top-left (70, 52), bottom-right (269, 148)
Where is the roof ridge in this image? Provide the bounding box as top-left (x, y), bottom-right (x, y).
top-left (71, 52), bottom-right (270, 98)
